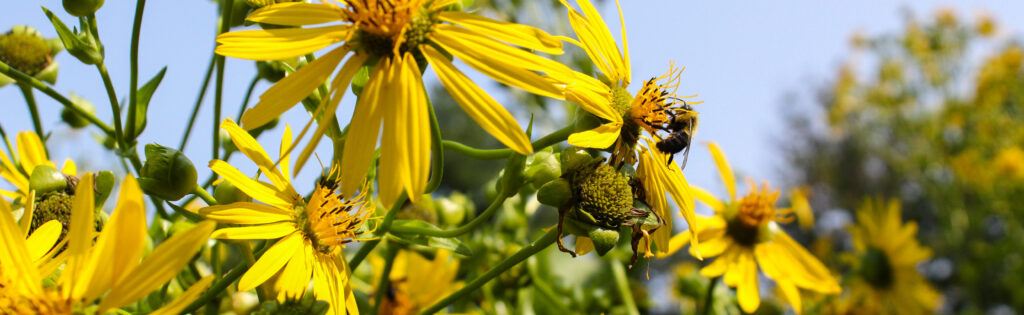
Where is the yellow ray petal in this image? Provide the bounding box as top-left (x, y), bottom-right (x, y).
top-left (239, 232), bottom-right (302, 292)
top-left (200, 202), bottom-right (294, 225)
top-left (0, 198), bottom-right (43, 295)
top-left (613, 0), bottom-right (630, 84)
top-left (294, 53), bottom-right (370, 176)
top-left (209, 160), bottom-right (295, 209)
top-left (149, 275), bottom-right (216, 315)
top-left (19, 190), bottom-right (35, 237)
top-left (211, 222), bottom-right (297, 240)
top-left (423, 45), bottom-right (532, 155)
top-left (431, 27), bottom-right (568, 100)
top-left (574, 0), bottom-right (627, 83)
top-left (280, 124), bottom-right (293, 179)
top-left (735, 250), bottom-right (761, 313)
top-left (636, 151), bottom-right (671, 254)
top-left (242, 47), bottom-right (350, 129)
top-left (0, 151), bottom-right (28, 195)
top-left (575, 236), bottom-right (595, 256)
top-left (276, 242), bottom-right (313, 300)
top-left (312, 252), bottom-right (350, 315)
top-left (215, 25), bottom-right (350, 61)
top-left (76, 175), bottom-right (148, 303)
top-left (690, 185), bottom-right (725, 213)
top-left (16, 131), bottom-right (51, 172)
top-left (221, 119), bottom-right (297, 194)
top-left (25, 220), bottom-right (60, 261)
top-left (564, 80), bottom-right (619, 123)
top-left (567, 122), bottom-right (622, 149)
top-left (340, 59), bottom-right (387, 198)
top-left (772, 232), bottom-right (841, 293)
top-left (699, 247), bottom-right (732, 278)
top-left (379, 53), bottom-right (430, 206)
top-left (61, 158), bottom-right (77, 175)
top-left (97, 221), bottom-right (216, 313)
top-left (367, 61), bottom-right (401, 207)
top-left (707, 142), bottom-right (736, 201)
top-left (642, 140), bottom-right (699, 258)
top-left (61, 173), bottom-right (94, 300)
top-left (245, 2), bottom-right (343, 26)
top-left (437, 11), bottom-right (563, 54)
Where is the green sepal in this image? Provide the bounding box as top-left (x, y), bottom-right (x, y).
top-left (93, 170), bottom-right (114, 208)
top-left (41, 7), bottom-right (102, 65)
top-left (587, 226), bottom-right (620, 256)
top-left (537, 178), bottom-right (570, 207)
top-left (388, 219), bottom-right (473, 256)
top-left (29, 165), bottom-right (67, 195)
top-left (129, 67), bottom-right (167, 139)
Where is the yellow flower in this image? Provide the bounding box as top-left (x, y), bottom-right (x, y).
top-left (215, 0), bottom-right (573, 208)
top-left (841, 198), bottom-right (940, 314)
top-left (0, 173), bottom-right (215, 314)
top-left (550, 0), bottom-right (700, 257)
top-left (371, 249), bottom-right (461, 314)
top-left (0, 131), bottom-right (76, 202)
top-left (200, 119), bottom-right (375, 315)
top-left (660, 143), bottom-right (840, 314)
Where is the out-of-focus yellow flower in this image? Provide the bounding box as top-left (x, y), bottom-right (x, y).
top-left (549, 0), bottom-right (700, 257)
top-left (993, 146), bottom-right (1024, 180)
top-left (788, 187), bottom-right (814, 230)
top-left (975, 12), bottom-right (997, 37)
top-left (0, 173), bottom-right (215, 314)
top-left (0, 131), bottom-right (76, 202)
top-left (935, 7), bottom-right (958, 28)
top-left (200, 119), bottom-right (374, 315)
top-left (840, 198), bottom-right (941, 314)
top-left (659, 143), bottom-right (840, 314)
top-left (216, 0), bottom-right (573, 208)
top-left (371, 249), bottom-right (461, 314)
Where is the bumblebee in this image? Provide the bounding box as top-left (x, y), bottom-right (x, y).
top-left (652, 102), bottom-right (699, 168)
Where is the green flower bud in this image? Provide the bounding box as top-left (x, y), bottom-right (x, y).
top-left (560, 148), bottom-right (594, 174)
top-left (436, 191), bottom-right (472, 226)
top-left (214, 180), bottom-right (251, 204)
top-left (63, 0), bottom-right (105, 17)
top-left (0, 26), bottom-right (59, 85)
top-left (524, 150), bottom-right (561, 187)
top-left (586, 226), bottom-right (620, 256)
top-left (219, 129), bottom-right (238, 154)
top-left (139, 143), bottom-right (197, 201)
top-left (256, 60), bottom-right (291, 82)
top-left (537, 178), bottom-right (571, 207)
top-left (570, 162), bottom-right (633, 229)
top-left (61, 93), bottom-right (96, 129)
top-left (30, 165), bottom-right (70, 195)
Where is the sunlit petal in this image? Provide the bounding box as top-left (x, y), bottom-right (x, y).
top-left (438, 11), bottom-right (563, 54)
top-left (242, 47), bottom-right (349, 129)
top-left (246, 2), bottom-right (344, 26)
top-left (216, 26), bottom-right (350, 61)
top-left (200, 202), bottom-right (294, 225)
top-left (340, 59), bottom-right (386, 198)
top-left (239, 232), bottom-right (302, 292)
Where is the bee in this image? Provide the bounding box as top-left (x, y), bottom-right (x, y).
top-left (652, 102), bottom-right (698, 169)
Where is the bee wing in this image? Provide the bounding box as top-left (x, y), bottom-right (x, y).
top-left (680, 119), bottom-right (694, 170)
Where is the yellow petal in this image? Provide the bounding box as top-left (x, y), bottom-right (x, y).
top-left (149, 275), bottom-right (217, 315)
top-left (294, 53), bottom-right (369, 176)
top-left (707, 142), bottom-right (736, 201)
top-left (562, 1), bottom-right (626, 84)
top-left (211, 222), bottom-right (297, 240)
top-left (437, 11), bottom-right (563, 54)
top-left (0, 198), bottom-right (42, 295)
top-left (312, 251), bottom-right (350, 315)
top-left (215, 25), bottom-right (350, 61)
top-left (431, 27), bottom-right (568, 100)
top-left (61, 173), bottom-right (95, 300)
top-left (97, 221), bottom-right (216, 313)
top-left (340, 59), bottom-right (386, 198)
top-left (200, 202), bottom-right (294, 225)
top-left (754, 244), bottom-right (802, 314)
top-left (636, 151), bottom-right (671, 254)
top-left (239, 232), bottom-right (302, 292)
top-left (19, 190), bottom-right (35, 237)
top-left (280, 125), bottom-right (293, 179)
top-left (221, 119), bottom-right (297, 194)
top-left (16, 131), bottom-right (51, 172)
top-left (691, 185), bottom-right (725, 213)
top-left (423, 45), bottom-right (533, 155)
top-left (699, 247), bottom-right (732, 278)
top-left (380, 53), bottom-right (430, 206)
top-left (245, 2), bottom-right (343, 26)
top-left (641, 140), bottom-right (699, 258)
top-left (242, 47), bottom-right (350, 129)
top-left (25, 219), bottom-right (60, 262)
top-left (567, 122), bottom-right (622, 149)
top-left (772, 232), bottom-right (841, 293)
top-left (735, 250), bottom-right (761, 313)
top-left (209, 160), bottom-right (295, 209)
top-left (275, 242), bottom-right (313, 300)
top-left (61, 158), bottom-right (77, 175)
top-left (564, 78), bottom-right (619, 123)
top-left (0, 151), bottom-right (28, 195)
top-left (574, 236), bottom-right (595, 256)
top-left (76, 176), bottom-right (148, 303)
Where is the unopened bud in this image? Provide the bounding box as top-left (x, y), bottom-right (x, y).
top-left (63, 0), bottom-right (105, 17)
top-left (214, 180), bottom-right (251, 204)
top-left (537, 178), bottom-right (570, 207)
top-left (61, 93), bottom-right (95, 129)
top-left (30, 165), bottom-right (70, 195)
top-left (524, 150), bottom-right (561, 187)
top-left (139, 144), bottom-right (197, 201)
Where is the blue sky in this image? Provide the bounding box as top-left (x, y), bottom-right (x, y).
top-left (2, 1), bottom-right (1022, 206)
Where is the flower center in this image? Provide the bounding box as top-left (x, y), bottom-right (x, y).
top-left (294, 184), bottom-right (374, 253)
top-left (0, 29), bottom-right (53, 76)
top-left (629, 64), bottom-right (700, 138)
top-left (726, 183), bottom-right (779, 246)
top-left (860, 247), bottom-right (895, 289)
top-left (346, 0), bottom-right (437, 57)
top-left (570, 161), bottom-right (634, 229)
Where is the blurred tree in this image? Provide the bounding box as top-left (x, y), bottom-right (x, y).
top-left (782, 9), bottom-right (1024, 313)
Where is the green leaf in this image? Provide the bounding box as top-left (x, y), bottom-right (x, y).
top-left (388, 220), bottom-right (473, 256)
top-left (41, 7), bottom-right (102, 65)
top-left (130, 67), bottom-right (167, 138)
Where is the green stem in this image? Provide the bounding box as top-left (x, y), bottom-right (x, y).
top-left (390, 188), bottom-right (510, 238)
top-left (417, 229), bottom-right (558, 315)
top-left (0, 61), bottom-right (114, 135)
top-left (212, 0), bottom-right (233, 161)
top-left (95, 63), bottom-right (126, 152)
top-left (178, 54), bottom-right (217, 151)
top-left (611, 263), bottom-right (640, 315)
top-left (347, 239), bottom-right (378, 271)
top-left (192, 185), bottom-right (217, 205)
top-left (237, 76), bottom-right (260, 121)
top-left (442, 124), bottom-right (575, 159)
top-left (425, 93), bottom-right (444, 193)
top-left (19, 85), bottom-right (45, 140)
top-left (180, 266), bottom-right (245, 314)
top-left (702, 276), bottom-right (718, 315)
top-left (125, 0), bottom-right (146, 140)
top-left (371, 244), bottom-right (397, 314)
